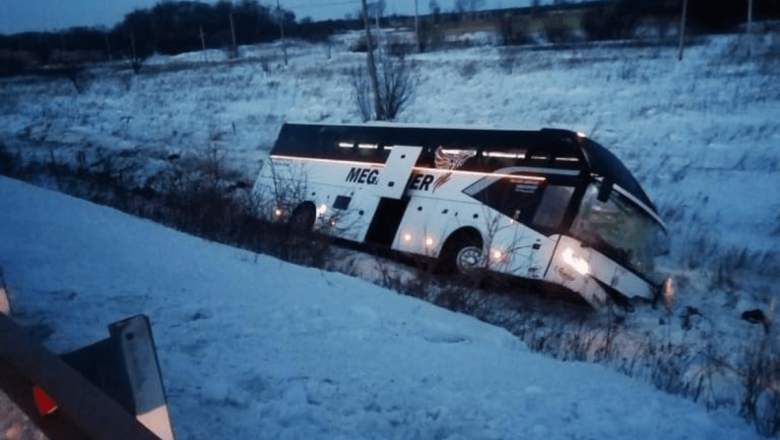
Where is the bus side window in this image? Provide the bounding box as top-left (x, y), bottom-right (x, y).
top-left (378, 144), bottom-right (393, 161)
top-left (470, 178), bottom-right (543, 225)
top-left (509, 180), bottom-right (544, 224)
top-left (336, 141), bottom-right (355, 159)
top-left (532, 186), bottom-right (574, 229)
top-left (483, 149), bottom-right (527, 171)
top-left (415, 146), bottom-right (435, 168)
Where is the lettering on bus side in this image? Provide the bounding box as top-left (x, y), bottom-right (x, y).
top-left (346, 167), bottom-right (379, 185)
top-left (407, 173), bottom-right (435, 191)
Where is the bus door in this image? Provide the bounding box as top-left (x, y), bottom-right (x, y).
top-left (361, 146), bottom-right (422, 245)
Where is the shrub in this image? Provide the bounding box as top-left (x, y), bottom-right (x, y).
top-left (0, 144), bottom-right (23, 177)
top-left (350, 65), bottom-right (373, 122)
top-left (741, 302), bottom-right (780, 436)
top-left (351, 49), bottom-right (415, 121)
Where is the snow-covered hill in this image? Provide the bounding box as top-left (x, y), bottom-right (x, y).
top-left (0, 175), bottom-right (763, 439)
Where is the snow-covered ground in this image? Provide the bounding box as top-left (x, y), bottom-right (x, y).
top-left (1, 30), bottom-right (780, 434)
top-left (0, 175), bottom-right (764, 439)
top-left (2, 34), bottom-right (778, 288)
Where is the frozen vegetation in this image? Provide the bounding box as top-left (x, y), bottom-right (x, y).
top-left (1, 29), bottom-right (779, 435)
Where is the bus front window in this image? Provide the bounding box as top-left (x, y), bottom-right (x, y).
top-left (570, 184), bottom-right (668, 285)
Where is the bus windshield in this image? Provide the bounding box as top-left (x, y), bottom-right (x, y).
top-left (570, 184), bottom-right (668, 285)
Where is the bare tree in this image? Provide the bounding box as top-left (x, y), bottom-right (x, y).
top-left (367, 0), bottom-right (386, 27)
top-left (350, 66), bottom-right (373, 122)
top-left (678, 0), bottom-right (688, 60)
top-left (429, 0), bottom-right (441, 15)
top-left (360, 0), bottom-right (383, 120)
top-left (375, 51), bottom-right (415, 120)
top-left (351, 49), bottom-right (415, 121)
top-left (455, 0), bottom-right (485, 14)
top-left (276, 0), bottom-right (288, 65)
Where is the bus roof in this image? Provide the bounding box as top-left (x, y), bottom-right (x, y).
top-left (274, 122), bottom-right (583, 155)
top-left (271, 122), bottom-right (657, 215)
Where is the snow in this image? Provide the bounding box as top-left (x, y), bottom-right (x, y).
top-left (1, 29), bottom-right (780, 436)
top-left (3, 33), bottom-right (778, 294)
top-left (0, 175), bottom-right (761, 439)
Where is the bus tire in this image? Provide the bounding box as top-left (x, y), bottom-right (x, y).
top-left (438, 230), bottom-right (483, 275)
top-left (288, 202), bottom-right (316, 234)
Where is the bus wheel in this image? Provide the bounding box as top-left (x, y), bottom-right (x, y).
top-left (288, 203), bottom-right (316, 234)
top-left (455, 245), bottom-right (483, 272)
top-left (438, 231), bottom-right (483, 274)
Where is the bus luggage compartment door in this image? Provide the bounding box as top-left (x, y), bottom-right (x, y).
top-left (372, 145), bottom-right (423, 199)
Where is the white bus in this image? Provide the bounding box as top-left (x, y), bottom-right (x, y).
top-left (252, 122), bottom-right (669, 308)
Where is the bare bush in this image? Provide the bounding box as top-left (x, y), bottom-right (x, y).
top-left (350, 66), bottom-right (373, 122)
top-left (351, 49), bottom-right (415, 121)
top-left (459, 60), bottom-right (479, 80)
top-left (376, 50), bottom-right (415, 120)
top-left (498, 48), bottom-right (517, 74)
top-left (741, 302), bottom-right (780, 436)
top-left (418, 20), bottom-right (444, 52)
top-left (543, 21), bottom-right (573, 45)
top-left (499, 16), bottom-right (532, 47)
top-left (0, 144), bottom-right (23, 178)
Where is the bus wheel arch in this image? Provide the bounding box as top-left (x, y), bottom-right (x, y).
top-left (288, 201), bottom-right (316, 233)
top-left (437, 227), bottom-right (484, 274)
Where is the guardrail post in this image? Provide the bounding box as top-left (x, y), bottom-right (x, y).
top-left (0, 314), bottom-right (173, 440)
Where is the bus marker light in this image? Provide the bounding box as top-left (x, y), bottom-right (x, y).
top-left (562, 247), bottom-right (590, 275)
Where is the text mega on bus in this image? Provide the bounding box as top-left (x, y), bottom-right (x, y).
top-left (252, 122), bottom-right (670, 308)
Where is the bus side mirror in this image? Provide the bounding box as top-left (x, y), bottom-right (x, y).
top-left (597, 179), bottom-right (613, 203)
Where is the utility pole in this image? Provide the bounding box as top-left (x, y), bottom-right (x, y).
top-left (130, 31), bottom-right (137, 64)
top-left (229, 12), bottom-right (237, 58)
top-left (361, 0), bottom-right (383, 120)
top-left (678, 0), bottom-right (688, 61)
top-left (104, 32), bottom-right (112, 62)
top-left (414, 0), bottom-right (421, 53)
top-left (747, 0), bottom-right (753, 57)
top-left (277, 0), bottom-right (288, 66)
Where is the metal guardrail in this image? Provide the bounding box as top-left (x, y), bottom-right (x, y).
top-left (0, 314), bottom-right (172, 440)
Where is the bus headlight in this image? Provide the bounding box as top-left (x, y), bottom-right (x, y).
top-left (490, 248), bottom-right (504, 261)
top-left (424, 236), bottom-right (435, 248)
top-left (273, 207), bottom-right (284, 218)
top-left (562, 247), bottom-right (590, 275)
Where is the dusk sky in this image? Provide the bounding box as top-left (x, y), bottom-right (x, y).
top-left (0, 0), bottom-right (533, 35)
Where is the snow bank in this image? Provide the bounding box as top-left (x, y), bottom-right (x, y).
top-left (0, 175), bottom-right (762, 439)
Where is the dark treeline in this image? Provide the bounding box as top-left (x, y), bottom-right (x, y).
top-left (0, 0), bottom-right (354, 72)
top-left (2, 0), bottom-right (780, 75)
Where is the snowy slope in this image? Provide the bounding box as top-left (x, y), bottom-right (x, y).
top-left (0, 175), bottom-right (762, 439)
top-left (2, 32), bottom-right (778, 355)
